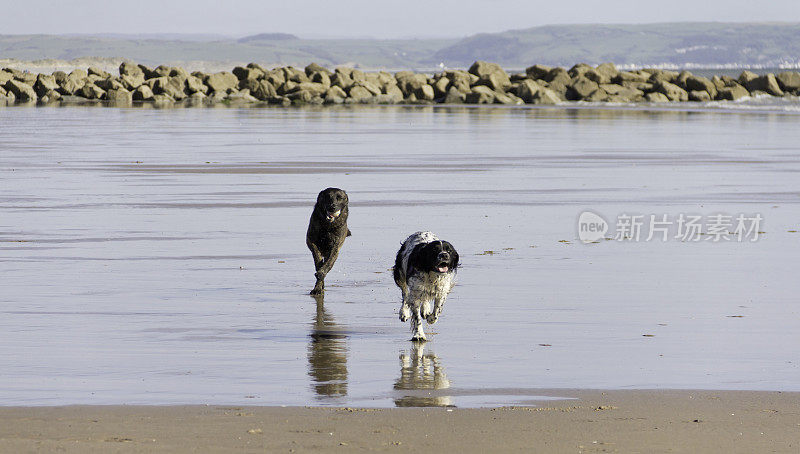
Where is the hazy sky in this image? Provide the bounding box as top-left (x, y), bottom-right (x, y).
top-left (2, 0), bottom-right (798, 38)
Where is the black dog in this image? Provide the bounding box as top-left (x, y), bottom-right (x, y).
top-left (306, 188), bottom-right (351, 295)
top-left (394, 231), bottom-right (459, 341)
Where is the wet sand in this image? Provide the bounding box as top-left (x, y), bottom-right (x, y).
top-left (1, 390), bottom-right (798, 453)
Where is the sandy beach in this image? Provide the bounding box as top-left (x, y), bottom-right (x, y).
top-left (1, 390), bottom-right (798, 453)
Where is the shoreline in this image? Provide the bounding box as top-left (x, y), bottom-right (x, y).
top-left (2, 60), bottom-right (799, 108)
top-left (2, 390), bottom-right (798, 453)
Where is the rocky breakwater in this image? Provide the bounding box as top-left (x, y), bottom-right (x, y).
top-left (1, 60), bottom-right (799, 107)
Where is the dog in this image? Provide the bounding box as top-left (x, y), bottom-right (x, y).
top-left (393, 231), bottom-right (459, 341)
top-left (306, 188), bottom-right (351, 295)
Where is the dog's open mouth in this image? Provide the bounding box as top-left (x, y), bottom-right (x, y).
top-left (436, 263), bottom-right (449, 273)
top-left (326, 210), bottom-right (341, 221)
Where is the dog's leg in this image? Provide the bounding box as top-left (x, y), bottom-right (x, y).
top-left (399, 285), bottom-right (411, 322)
top-left (308, 242), bottom-right (326, 295)
top-left (426, 294), bottom-right (447, 324)
top-left (410, 303), bottom-right (426, 341)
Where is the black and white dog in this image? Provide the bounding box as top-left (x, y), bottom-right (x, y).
top-left (306, 188), bottom-right (351, 295)
top-left (394, 232), bottom-right (459, 341)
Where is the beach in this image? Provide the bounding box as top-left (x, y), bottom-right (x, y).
top-left (1, 390), bottom-right (798, 453)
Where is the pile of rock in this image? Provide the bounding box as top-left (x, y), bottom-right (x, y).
top-left (1, 60), bottom-right (799, 106)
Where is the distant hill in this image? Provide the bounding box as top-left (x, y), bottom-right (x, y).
top-left (430, 22), bottom-right (800, 68)
top-left (1, 22), bottom-right (799, 71)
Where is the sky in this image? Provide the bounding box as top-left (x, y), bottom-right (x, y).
top-left (1, 0), bottom-right (798, 38)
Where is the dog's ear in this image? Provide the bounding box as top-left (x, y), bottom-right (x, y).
top-left (451, 247), bottom-right (459, 270)
top-left (347, 229), bottom-right (352, 237)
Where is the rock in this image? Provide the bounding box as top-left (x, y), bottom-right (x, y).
top-left (674, 70), bottom-right (693, 88)
top-left (232, 66), bottom-right (265, 81)
top-left (444, 70), bottom-right (472, 93)
top-left (776, 71), bottom-right (800, 92)
top-left (58, 72), bottom-right (86, 95)
top-left (583, 89), bottom-right (609, 102)
top-left (612, 71), bottom-right (650, 84)
top-left (324, 85), bottom-right (347, 99)
top-left (305, 62), bottom-right (330, 76)
top-left (264, 70), bottom-right (285, 87)
top-left (0, 70), bottom-right (15, 85)
top-left (568, 63), bottom-right (593, 78)
top-left (443, 86), bottom-right (465, 103)
top-left (744, 74), bottom-right (784, 96)
top-left (684, 75), bottom-right (717, 99)
top-left (494, 91), bottom-right (522, 105)
top-left (78, 83), bottom-right (105, 100)
top-left (468, 61), bottom-right (510, 89)
top-left (311, 71), bottom-right (331, 87)
top-left (432, 76), bottom-right (450, 98)
top-left (40, 89), bottom-right (61, 103)
top-left (525, 64), bottom-right (552, 80)
top-left (648, 69), bottom-right (679, 84)
top-left (283, 67), bottom-right (309, 83)
top-left (599, 84), bottom-right (643, 101)
top-left (251, 80), bottom-right (277, 100)
top-left (465, 85), bottom-right (496, 104)
top-left (350, 69), bottom-right (367, 84)
top-left (515, 79), bottom-right (542, 103)
top-left (721, 76), bottom-right (738, 87)
top-left (330, 71), bottom-right (353, 90)
top-left (395, 71), bottom-right (429, 96)
top-left (33, 74), bottom-right (59, 96)
top-left (711, 76), bottom-right (725, 90)
top-left (737, 70), bottom-right (758, 86)
top-left (688, 90), bottom-right (711, 102)
top-left (546, 70), bottom-right (571, 93)
top-left (4, 79), bottom-right (37, 102)
top-left (566, 76), bottom-right (599, 100)
top-left (106, 88), bottom-right (132, 105)
top-left (595, 63), bottom-right (618, 80)
top-left (132, 85), bottom-right (155, 101)
top-left (415, 84), bottom-right (435, 101)
top-left (654, 80), bottom-right (688, 101)
top-left (383, 85), bottom-right (404, 103)
top-left (246, 62), bottom-right (267, 72)
top-left (288, 82), bottom-right (328, 97)
top-left (119, 61), bottom-right (143, 78)
top-left (348, 85), bottom-right (373, 102)
top-left (531, 87), bottom-right (561, 105)
top-left (227, 89), bottom-right (258, 103)
top-left (185, 75), bottom-right (208, 94)
top-left (88, 67), bottom-right (111, 79)
top-left (644, 92), bottom-right (670, 103)
top-left (153, 65), bottom-right (172, 78)
top-left (152, 93), bottom-right (175, 104)
top-left (204, 72), bottom-right (238, 93)
top-left (716, 84), bottom-right (749, 101)
top-left (356, 81), bottom-right (382, 96)
top-left (583, 68), bottom-right (610, 84)
top-left (95, 77), bottom-right (125, 92)
top-left (15, 72), bottom-right (37, 85)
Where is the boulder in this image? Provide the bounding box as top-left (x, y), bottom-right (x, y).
top-left (653, 80), bottom-right (688, 101)
top-left (350, 69), bottom-right (367, 84)
top-left (264, 70), bottom-right (286, 87)
top-left (688, 90), bottom-right (711, 102)
top-left (515, 79), bottom-right (542, 103)
top-left (648, 69), bottom-right (679, 84)
top-left (582, 89), bottom-right (609, 102)
top-left (468, 61), bottom-right (510, 88)
top-left (776, 71), bottom-right (800, 92)
top-left (78, 83), bottom-right (105, 100)
top-left (525, 64), bottom-right (552, 80)
top-left (531, 87), bottom-right (561, 105)
top-left (58, 72), bottom-right (86, 95)
top-left (711, 76), bottom-right (725, 90)
top-left (684, 75), bottom-right (717, 99)
top-left (119, 62), bottom-right (144, 79)
top-left (88, 67), bottom-right (111, 79)
top-left (324, 85), bottom-right (347, 99)
top-left (305, 62), bottom-right (330, 76)
top-left (251, 80), bottom-right (278, 100)
top-left (348, 85), bottom-right (373, 102)
top-left (432, 76), bottom-right (450, 98)
top-left (106, 88), bottom-right (133, 105)
top-left (414, 84), bottom-right (435, 101)
top-left (289, 82), bottom-right (328, 97)
top-left (311, 71), bottom-right (331, 87)
top-left (594, 63), bottom-right (618, 80)
top-left (716, 84), bottom-right (749, 101)
top-left (136, 64), bottom-right (157, 79)
top-left (4, 79), bottom-right (37, 102)
top-left (546, 70), bottom-right (571, 92)
top-left (568, 63), bottom-right (593, 78)
top-left (383, 85), bottom-right (404, 103)
top-left (583, 68), bottom-right (611, 84)
top-left (600, 84), bottom-right (644, 101)
top-left (204, 72), bottom-right (238, 93)
top-left (153, 65), bottom-right (172, 78)
top-left (34, 74), bottom-right (59, 96)
top-left (395, 71), bottom-right (429, 96)
top-left (95, 77), bottom-right (125, 92)
top-left (40, 89), bottom-right (61, 103)
top-left (132, 85), bottom-right (155, 101)
top-left (283, 66), bottom-right (309, 83)
top-left (152, 94), bottom-right (175, 104)
top-left (464, 85), bottom-right (496, 104)
top-left (0, 70), bottom-right (14, 85)
top-left (612, 71), bottom-right (650, 84)
top-left (644, 92), bottom-right (670, 103)
top-left (16, 72), bottom-right (37, 85)
top-left (444, 70), bottom-right (472, 93)
top-left (566, 76), bottom-right (599, 100)
top-left (232, 66), bottom-right (265, 81)
top-left (185, 75), bottom-right (208, 94)
top-left (443, 86), bottom-right (465, 103)
top-left (494, 91), bottom-right (522, 105)
top-left (744, 74), bottom-right (784, 96)
top-left (227, 89), bottom-right (258, 103)
top-left (737, 70), bottom-right (758, 86)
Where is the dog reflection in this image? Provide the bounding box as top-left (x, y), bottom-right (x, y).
top-left (394, 342), bottom-right (452, 407)
top-left (307, 294), bottom-right (348, 398)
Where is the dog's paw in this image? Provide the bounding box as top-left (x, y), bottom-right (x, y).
top-left (410, 335), bottom-right (427, 342)
top-left (399, 305), bottom-right (410, 322)
top-left (310, 283), bottom-right (324, 296)
top-left (425, 313), bottom-right (438, 324)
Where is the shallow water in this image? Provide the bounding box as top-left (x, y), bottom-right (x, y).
top-left (1, 104), bottom-right (799, 407)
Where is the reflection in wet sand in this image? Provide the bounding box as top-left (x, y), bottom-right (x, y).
top-left (307, 295), bottom-right (348, 399)
top-left (394, 342), bottom-right (452, 407)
